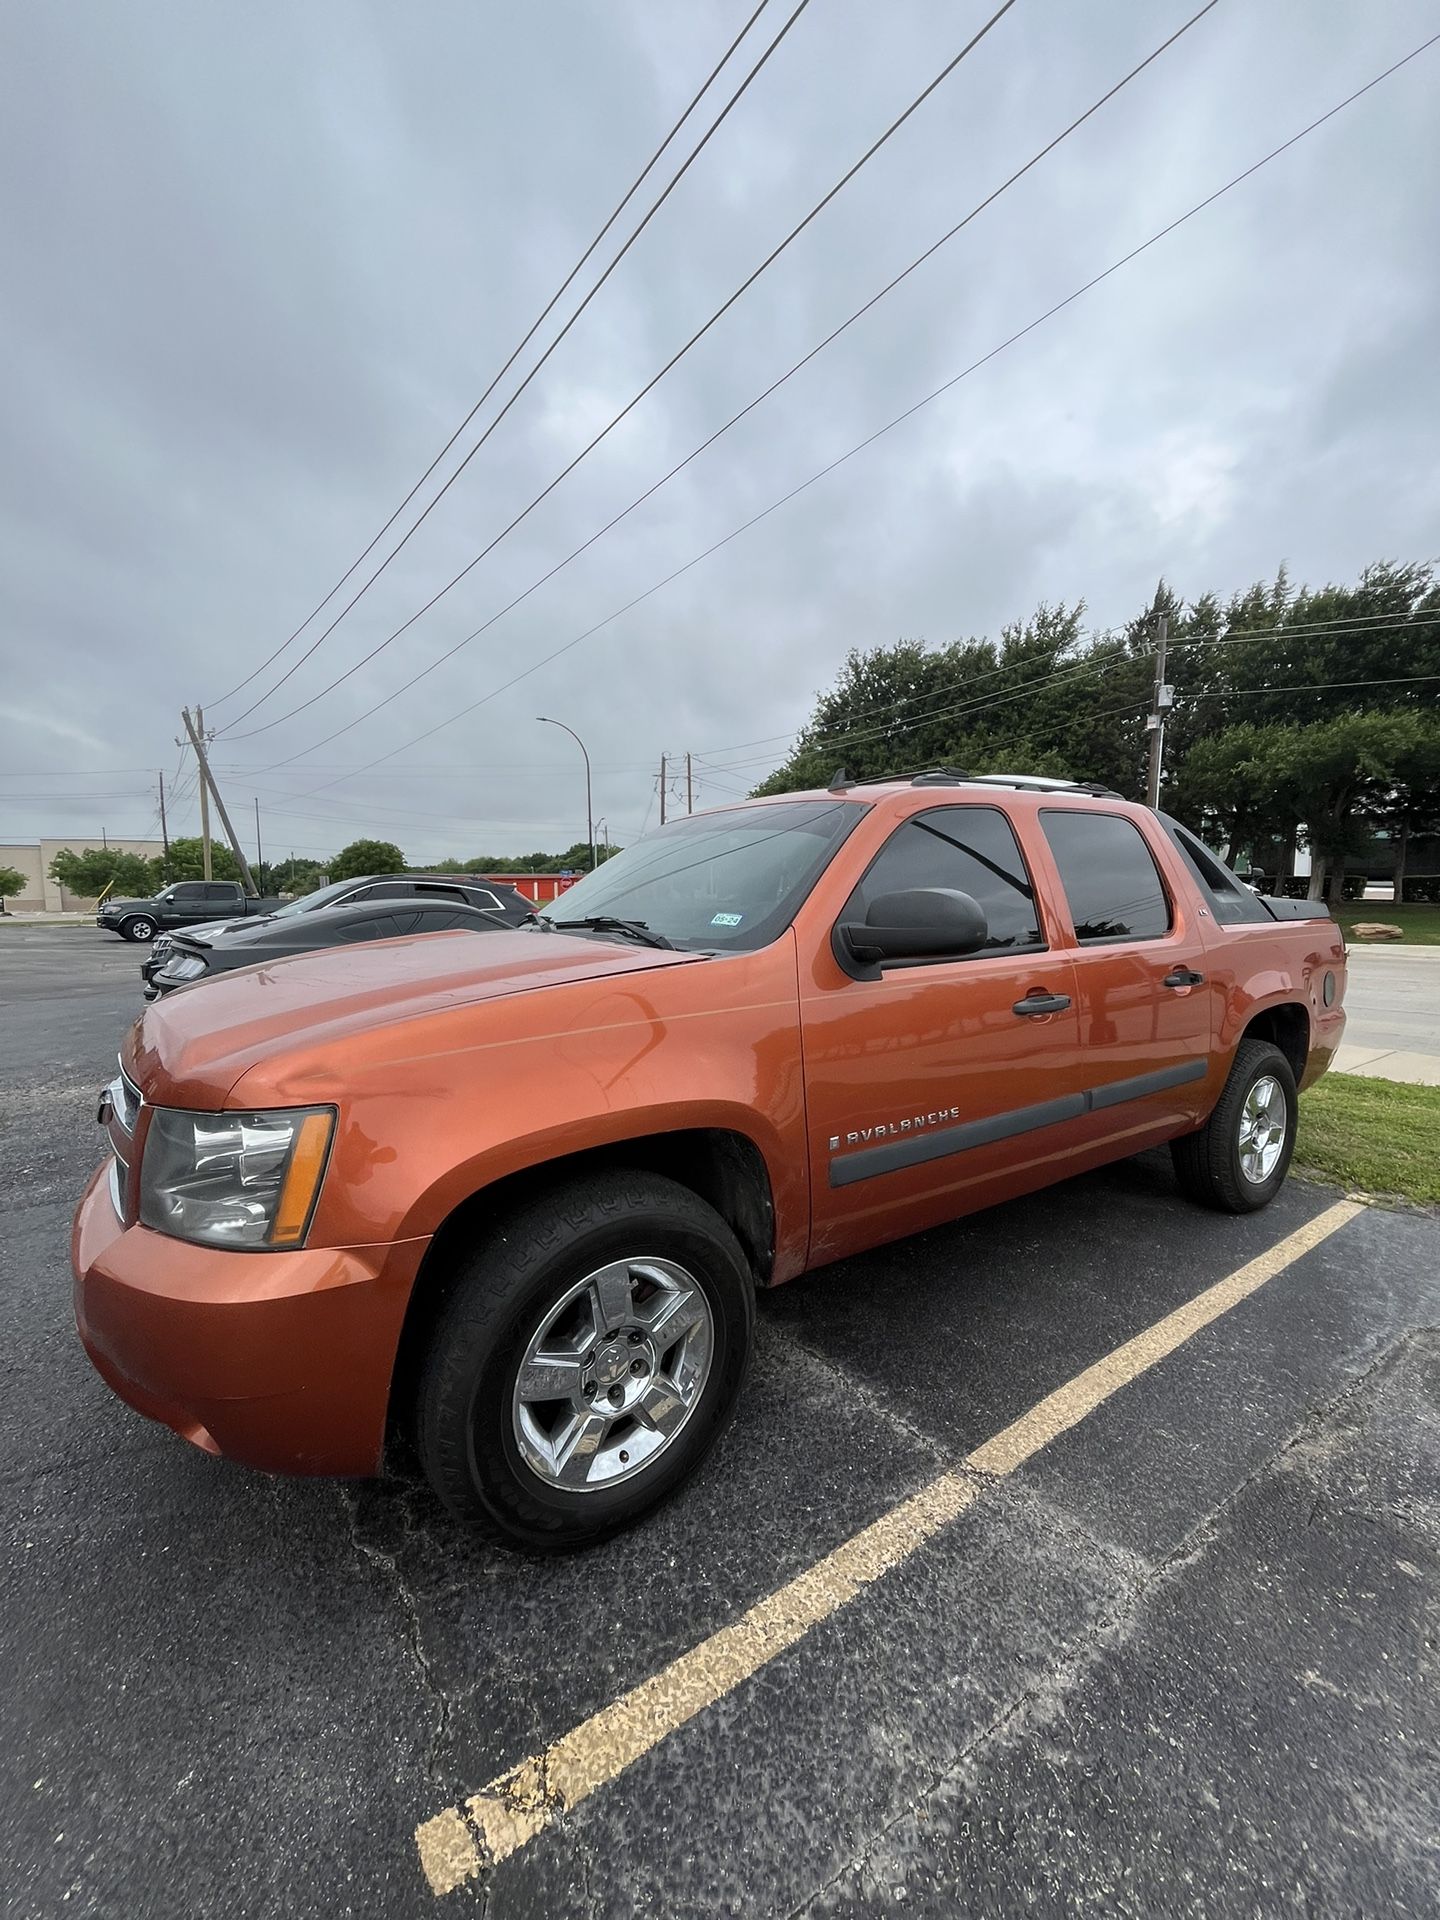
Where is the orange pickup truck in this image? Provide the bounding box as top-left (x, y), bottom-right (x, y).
top-left (72, 772), bottom-right (1346, 1548)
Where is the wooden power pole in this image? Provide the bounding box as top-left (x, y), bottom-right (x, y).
top-left (181, 707), bottom-right (260, 895)
top-left (1144, 614), bottom-right (1171, 810)
top-left (157, 770), bottom-right (171, 872)
top-left (659, 753), bottom-right (667, 827)
top-left (193, 703), bottom-right (213, 877)
top-left (686, 751), bottom-right (694, 815)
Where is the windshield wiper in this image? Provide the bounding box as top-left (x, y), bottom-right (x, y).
top-left (549, 916), bottom-right (675, 950)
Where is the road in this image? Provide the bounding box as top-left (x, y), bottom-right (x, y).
top-left (1335, 944), bottom-right (1440, 1083)
top-left (2, 927), bottom-right (1437, 1918)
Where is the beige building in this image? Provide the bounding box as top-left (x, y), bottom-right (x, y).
top-left (0, 837), bottom-right (168, 913)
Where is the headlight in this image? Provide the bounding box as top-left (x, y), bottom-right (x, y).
top-left (160, 954), bottom-right (207, 981)
top-left (139, 1106), bottom-right (334, 1249)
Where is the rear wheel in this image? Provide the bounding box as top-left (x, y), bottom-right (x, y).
top-left (120, 916), bottom-right (156, 942)
top-left (1172, 1038), bottom-right (1297, 1213)
top-left (417, 1171), bottom-right (754, 1549)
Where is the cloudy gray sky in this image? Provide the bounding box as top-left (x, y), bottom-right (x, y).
top-left (2, 0), bottom-right (1436, 863)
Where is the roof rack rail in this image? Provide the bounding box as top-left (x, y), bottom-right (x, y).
top-left (893, 769), bottom-right (1127, 799)
top-left (958, 773), bottom-right (1126, 799)
top-left (909, 767), bottom-right (974, 787)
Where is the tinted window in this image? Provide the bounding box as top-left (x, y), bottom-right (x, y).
top-left (205, 883), bottom-right (238, 900)
top-left (416, 909), bottom-right (476, 931)
top-left (171, 883), bottom-right (207, 900)
top-left (268, 881), bottom-right (361, 918)
top-left (412, 884), bottom-right (469, 904)
top-left (1164, 822), bottom-right (1271, 927)
top-left (843, 806), bottom-right (1041, 953)
top-left (328, 914), bottom-right (391, 943)
top-left (1041, 810), bottom-right (1171, 943)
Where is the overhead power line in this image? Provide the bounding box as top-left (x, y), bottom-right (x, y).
top-left (695, 609), bottom-right (1440, 773)
top-left (207, 0), bottom-right (780, 715)
top-left (793, 672), bottom-right (1440, 800)
top-left (254, 28), bottom-right (1440, 807)
top-left (241, 0), bottom-right (1209, 766)
top-left (220, 0), bottom-right (1020, 743)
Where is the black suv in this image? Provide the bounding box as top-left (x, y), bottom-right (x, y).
top-left (140, 873), bottom-right (532, 993)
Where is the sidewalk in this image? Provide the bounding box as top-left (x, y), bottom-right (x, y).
top-left (0, 911), bottom-right (91, 925)
top-left (1333, 1044), bottom-right (1440, 1087)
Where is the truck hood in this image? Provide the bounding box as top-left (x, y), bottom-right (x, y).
top-left (100, 896), bottom-right (153, 915)
top-left (125, 929), bottom-right (705, 1105)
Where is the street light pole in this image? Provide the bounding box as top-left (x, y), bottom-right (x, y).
top-left (537, 716), bottom-right (595, 871)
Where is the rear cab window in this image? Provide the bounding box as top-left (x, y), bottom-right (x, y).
top-left (1162, 821), bottom-right (1273, 926)
top-left (1040, 809), bottom-right (1172, 943)
top-left (843, 805), bottom-right (1043, 957)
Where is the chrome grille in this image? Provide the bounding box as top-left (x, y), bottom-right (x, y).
top-left (102, 1062), bottom-right (143, 1219)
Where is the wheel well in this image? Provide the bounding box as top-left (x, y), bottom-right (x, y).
top-left (385, 1129), bottom-right (775, 1451)
top-left (1240, 1002), bottom-right (1309, 1082)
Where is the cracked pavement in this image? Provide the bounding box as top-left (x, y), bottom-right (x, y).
top-left (3, 927), bottom-right (1438, 1917)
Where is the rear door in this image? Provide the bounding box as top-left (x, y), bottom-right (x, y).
top-left (801, 803), bottom-right (1087, 1263)
top-left (158, 882), bottom-right (211, 927)
top-left (1035, 807), bottom-right (1213, 1142)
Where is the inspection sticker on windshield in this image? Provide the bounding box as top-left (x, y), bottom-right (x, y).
top-left (710, 912), bottom-right (744, 927)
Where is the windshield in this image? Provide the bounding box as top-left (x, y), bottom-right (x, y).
top-left (537, 800), bottom-right (861, 952)
top-left (269, 880), bottom-right (362, 920)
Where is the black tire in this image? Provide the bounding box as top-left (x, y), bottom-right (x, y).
top-left (417, 1171), bottom-right (755, 1550)
top-left (1172, 1038), bottom-right (1297, 1213)
top-left (120, 916), bottom-right (156, 943)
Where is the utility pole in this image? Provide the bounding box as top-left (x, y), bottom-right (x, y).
top-left (254, 796), bottom-right (263, 879)
top-left (181, 706), bottom-right (260, 895)
top-left (659, 753), bottom-right (667, 827)
top-left (686, 752), bottom-right (694, 816)
top-left (193, 703), bottom-right (212, 878)
top-left (1144, 613), bottom-right (1171, 810)
top-left (157, 770), bottom-right (171, 872)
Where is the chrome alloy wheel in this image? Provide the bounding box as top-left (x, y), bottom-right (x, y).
top-left (1238, 1074), bottom-right (1287, 1184)
top-left (510, 1257), bottom-right (714, 1492)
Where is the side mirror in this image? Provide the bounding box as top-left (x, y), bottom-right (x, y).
top-left (835, 888), bottom-right (988, 978)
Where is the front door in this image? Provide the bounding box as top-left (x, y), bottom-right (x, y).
top-left (801, 803), bottom-right (1089, 1266)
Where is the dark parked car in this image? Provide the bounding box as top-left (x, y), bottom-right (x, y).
top-left (141, 873), bottom-right (532, 992)
top-left (98, 879), bottom-right (283, 943)
top-left (144, 895), bottom-right (528, 998)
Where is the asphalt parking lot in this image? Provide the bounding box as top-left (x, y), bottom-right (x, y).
top-left (3, 927), bottom-right (1437, 1918)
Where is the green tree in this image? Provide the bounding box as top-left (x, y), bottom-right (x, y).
top-left (48, 848), bottom-right (157, 898)
top-left (0, 864), bottom-right (26, 902)
top-left (328, 838), bottom-right (406, 882)
top-left (271, 857), bottom-right (327, 896)
top-left (1378, 724), bottom-right (1440, 901)
top-left (1169, 723), bottom-right (1284, 867)
top-left (160, 837), bottom-right (241, 882)
top-left (1280, 710), bottom-right (1440, 901)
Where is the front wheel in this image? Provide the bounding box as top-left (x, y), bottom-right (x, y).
top-left (1172, 1038), bottom-right (1297, 1213)
top-left (417, 1171), bottom-right (754, 1550)
top-left (120, 916), bottom-right (156, 942)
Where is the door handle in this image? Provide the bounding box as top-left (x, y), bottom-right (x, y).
top-left (1162, 968), bottom-right (1205, 988)
top-left (1013, 992), bottom-right (1071, 1016)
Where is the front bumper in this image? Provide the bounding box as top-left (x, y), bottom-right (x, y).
top-left (71, 1161), bottom-right (429, 1476)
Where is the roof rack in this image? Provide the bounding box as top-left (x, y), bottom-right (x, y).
top-left (904, 770), bottom-right (1126, 799)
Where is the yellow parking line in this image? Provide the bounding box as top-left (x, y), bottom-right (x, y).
top-left (415, 1198), bottom-right (1362, 1895)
